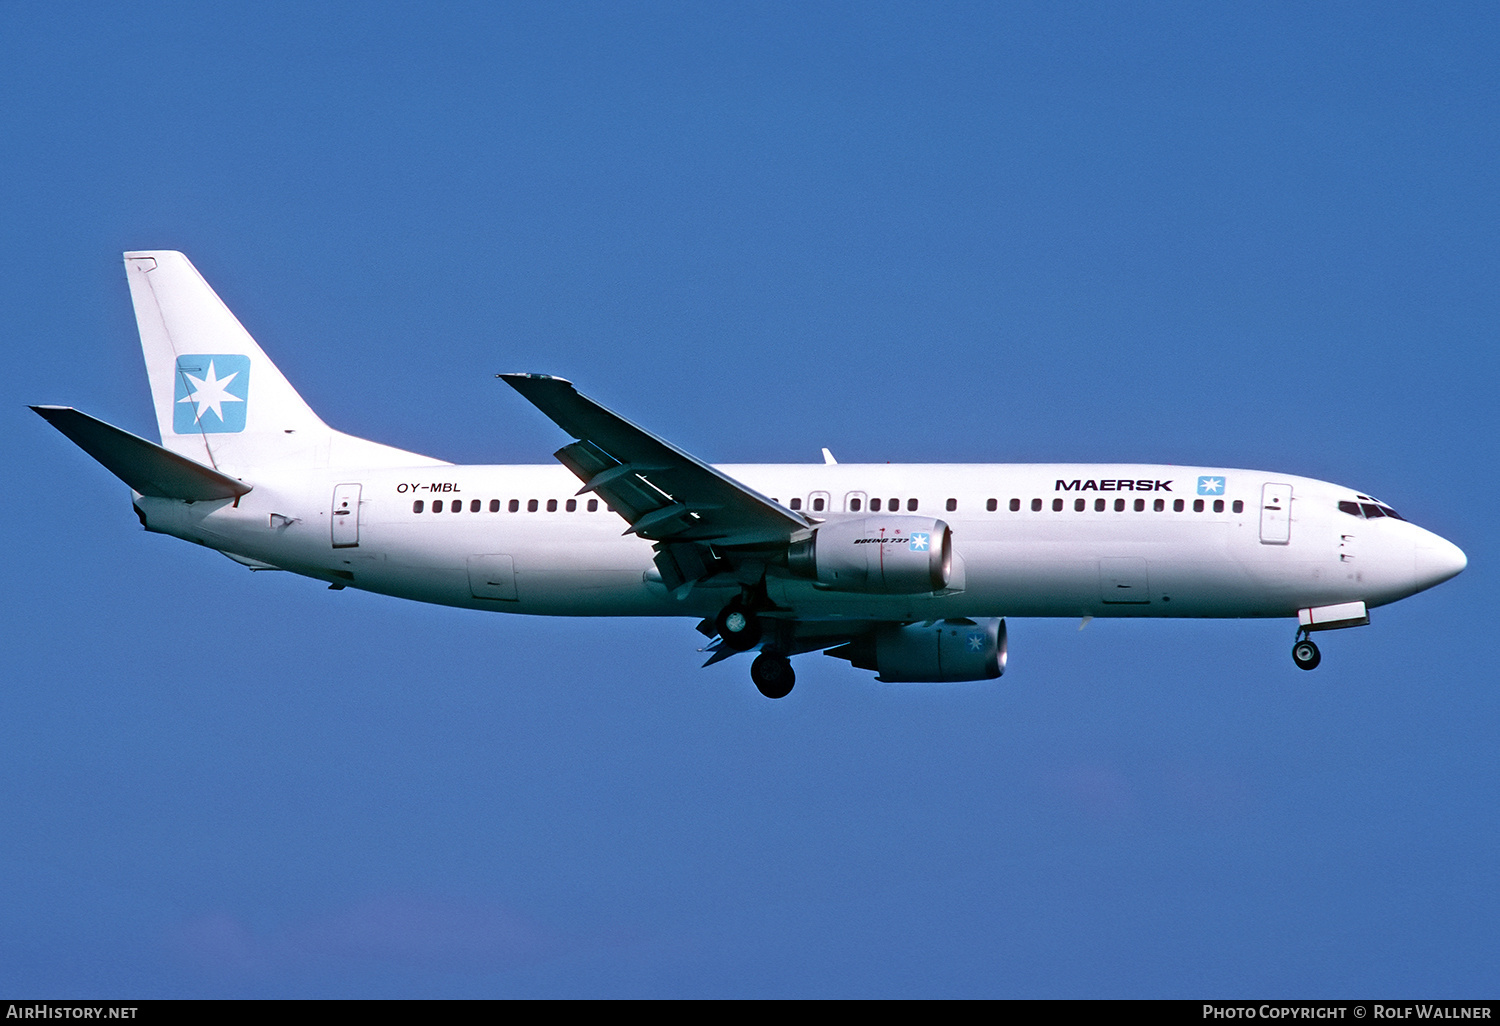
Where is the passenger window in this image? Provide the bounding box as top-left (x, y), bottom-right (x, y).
top-left (946, 498), bottom-right (957, 512)
top-left (471, 499), bottom-right (481, 513)
top-left (1114, 498), bottom-right (1125, 512)
top-left (907, 498), bottom-right (917, 511)
top-left (1031, 498), bottom-right (1043, 512)
top-left (1232, 500), bottom-right (1243, 513)
top-left (1075, 498), bottom-right (1086, 512)
top-left (413, 500), bottom-right (424, 513)
top-left (1095, 498), bottom-right (1106, 512)
top-left (790, 497), bottom-right (802, 510)
top-left (871, 498), bottom-right (882, 512)
top-left (566, 499), bottom-right (577, 512)
top-left (1213, 499), bottom-right (1224, 513)
top-left (1174, 499), bottom-right (1184, 512)
top-left (547, 499), bottom-right (558, 512)
top-left (889, 498), bottom-right (899, 511)
top-left (587, 499), bottom-right (598, 512)
top-left (489, 499), bottom-right (500, 512)
top-left (813, 497), bottom-right (825, 512)
top-left (1154, 498), bottom-right (1165, 512)
top-left (527, 499), bottom-right (539, 512)
top-left (1052, 498), bottom-right (1064, 511)
top-left (509, 499), bottom-right (520, 512)
top-left (987, 498), bottom-right (998, 512)
top-left (1134, 498), bottom-right (1145, 512)
top-left (452, 499), bottom-right (463, 512)
top-left (850, 497), bottom-right (863, 512)
top-left (1193, 499), bottom-right (1204, 512)
top-left (433, 500), bottom-right (444, 513)
top-left (1009, 498), bottom-right (1020, 512)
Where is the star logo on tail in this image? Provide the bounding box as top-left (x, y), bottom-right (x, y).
top-left (172, 354), bottom-right (250, 433)
top-left (178, 361), bottom-right (243, 423)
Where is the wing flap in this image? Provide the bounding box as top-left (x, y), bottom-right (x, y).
top-left (32, 406), bottom-right (251, 500)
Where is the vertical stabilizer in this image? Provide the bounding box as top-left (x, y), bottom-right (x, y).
top-left (124, 251), bottom-right (445, 472)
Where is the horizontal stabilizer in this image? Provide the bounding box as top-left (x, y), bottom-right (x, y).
top-left (31, 406), bottom-right (251, 501)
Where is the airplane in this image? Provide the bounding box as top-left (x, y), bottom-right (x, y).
top-left (32, 251), bottom-right (1467, 698)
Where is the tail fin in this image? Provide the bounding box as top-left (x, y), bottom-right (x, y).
top-left (124, 251), bottom-right (444, 472)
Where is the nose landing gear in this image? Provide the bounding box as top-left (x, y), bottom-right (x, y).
top-left (1292, 631), bottom-right (1321, 671)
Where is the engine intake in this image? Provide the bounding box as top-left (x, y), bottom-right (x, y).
top-left (786, 516), bottom-right (952, 594)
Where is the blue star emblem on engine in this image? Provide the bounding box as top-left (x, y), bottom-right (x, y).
top-left (173, 354), bottom-right (250, 433)
top-left (1197, 476), bottom-right (1225, 495)
top-left (966, 633), bottom-right (985, 652)
top-left (909, 532), bottom-right (929, 552)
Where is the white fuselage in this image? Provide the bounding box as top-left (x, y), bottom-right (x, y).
top-left (134, 462), bottom-right (1463, 624)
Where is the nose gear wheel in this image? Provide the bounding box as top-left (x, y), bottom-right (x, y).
top-left (1292, 635), bottom-right (1321, 671)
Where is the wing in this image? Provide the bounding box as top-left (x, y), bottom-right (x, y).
top-left (499, 373), bottom-right (811, 593)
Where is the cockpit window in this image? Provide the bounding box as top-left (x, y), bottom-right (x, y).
top-left (1341, 499), bottom-right (1406, 521)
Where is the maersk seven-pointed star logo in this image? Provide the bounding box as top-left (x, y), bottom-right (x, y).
top-left (966, 632), bottom-right (985, 653)
top-left (909, 532), bottom-right (930, 552)
top-left (173, 354), bottom-right (249, 433)
top-left (1197, 476), bottom-right (1225, 496)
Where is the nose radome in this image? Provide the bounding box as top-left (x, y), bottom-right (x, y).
top-left (1414, 535), bottom-right (1467, 590)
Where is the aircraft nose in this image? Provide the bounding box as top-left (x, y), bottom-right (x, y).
top-left (1414, 534), bottom-right (1467, 590)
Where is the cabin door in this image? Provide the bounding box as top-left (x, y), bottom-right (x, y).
top-left (1260, 483), bottom-right (1292, 545)
top-left (331, 484), bottom-right (362, 548)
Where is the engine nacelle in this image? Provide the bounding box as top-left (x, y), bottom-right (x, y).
top-left (826, 618), bottom-right (1007, 682)
top-left (786, 516), bottom-right (952, 594)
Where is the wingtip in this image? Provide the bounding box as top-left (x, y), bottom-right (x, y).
top-left (497, 372), bottom-right (574, 386)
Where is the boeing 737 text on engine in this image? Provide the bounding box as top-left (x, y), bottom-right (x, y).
top-left (32, 252), bottom-right (1467, 698)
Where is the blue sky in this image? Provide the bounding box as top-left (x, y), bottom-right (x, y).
top-left (2, 2), bottom-right (1496, 997)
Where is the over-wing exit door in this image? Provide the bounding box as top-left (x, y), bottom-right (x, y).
top-left (332, 483), bottom-right (362, 548)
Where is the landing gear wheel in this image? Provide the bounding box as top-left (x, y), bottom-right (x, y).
top-left (716, 601), bottom-right (762, 651)
top-left (1292, 638), bottom-right (1321, 671)
top-left (751, 653), bottom-right (795, 699)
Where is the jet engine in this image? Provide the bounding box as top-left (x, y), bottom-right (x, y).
top-left (786, 517), bottom-right (952, 593)
top-left (825, 618), bottom-right (1007, 682)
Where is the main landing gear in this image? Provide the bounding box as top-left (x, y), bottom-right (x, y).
top-left (1292, 630), bottom-right (1321, 671)
top-left (711, 592), bottom-right (794, 698)
top-left (715, 597), bottom-right (763, 651)
top-left (751, 652), bottom-right (795, 699)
